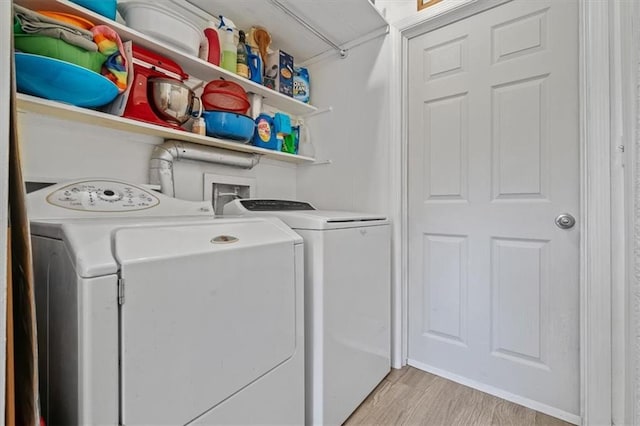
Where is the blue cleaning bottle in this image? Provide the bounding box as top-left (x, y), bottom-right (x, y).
top-left (253, 113), bottom-right (278, 150)
top-left (248, 48), bottom-right (263, 84)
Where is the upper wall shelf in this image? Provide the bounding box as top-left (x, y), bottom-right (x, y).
top-left (185, 0), bottom-right (390, 63)
top-left (16, 94), bottom-right (316, 164)
top-left (14, 0), bottom-right (318, 116)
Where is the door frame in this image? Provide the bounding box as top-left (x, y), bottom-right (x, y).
top-left (390, 0), bottom-right (613, 423)
top-left (623, 2), bottom-right (640, 425)
top-left (0, 0), bottom-right (11, 418)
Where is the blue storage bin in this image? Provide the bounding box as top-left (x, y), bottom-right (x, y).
top-left (69, 0), bottom-right (117, 20)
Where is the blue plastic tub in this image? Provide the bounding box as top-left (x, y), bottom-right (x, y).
top-left (69, 0), bottom-right (117, 20)
top-left (15, 52), bottom-right (119, 108)
top-left (202, 111), bottom-right (255, 142)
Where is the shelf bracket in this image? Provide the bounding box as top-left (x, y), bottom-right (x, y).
top-left (300, 159), bottom-right (332, 166)
top-left (247, 92), bottom-right (264, 119)
top-left (301, 106), bottom-right (333, 119)
top-left (269, 0), bottom-right (349, 59)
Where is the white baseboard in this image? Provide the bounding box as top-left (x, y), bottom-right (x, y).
top-left (407, 359), bottom-right (581, 425)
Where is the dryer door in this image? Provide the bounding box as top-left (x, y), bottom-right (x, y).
top-left (114, 221), bottom-right (297, 425)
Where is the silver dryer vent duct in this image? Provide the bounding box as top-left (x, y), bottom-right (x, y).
top-left (149, 140), bottom-right (261, 197)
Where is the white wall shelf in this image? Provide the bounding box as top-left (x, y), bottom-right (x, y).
top-left (16, 94), bottom-right (316, 164)
top-left (14, 0), bottom-right (318, 116)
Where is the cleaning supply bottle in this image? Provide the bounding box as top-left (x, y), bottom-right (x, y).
top-left (296, 118), bottom-right (315, 158)
top-left (274, 113), bottom-right (291, 152)
top-left (253, 113), bottom-right (278, 150)
top-left (217, 15), bottom-right (236, 39)
top-left (220, 27), bottom-right (237, 73)
top-left (283, 126), bottom-right (299, 154)
top-left (203, 21), bottom-right (220, 66)
top-left (192, 116), bottom-right (206, 136)
top-left (248, 47), bottom-right (263, 84)
top-left (236, 30), bottom-right (249, 78)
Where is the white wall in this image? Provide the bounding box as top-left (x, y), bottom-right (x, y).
top-left (19, 112), bottom-right (297, 201)
top-left (296, 35), bottom-right (391, 214)
top-left (375, 0), bottom-right (418, 24)
top-left (296, 31), bottom-right (403, 368)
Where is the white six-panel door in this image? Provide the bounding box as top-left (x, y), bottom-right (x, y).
top-left (407, 0), bottom-right (579, 421)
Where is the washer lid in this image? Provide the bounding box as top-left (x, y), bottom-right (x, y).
top-left (223, 199), bottom-right (388, 230)
top-left (114, 219), bottom-right (299, 265)
top-left (235, 199), bottom-right (316, 211)
top-left (269, 210), bottom-right (388, 230)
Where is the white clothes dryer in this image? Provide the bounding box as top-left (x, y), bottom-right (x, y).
top-left (224, 199), bottom-right (391, 426)
top-left (28, 180), bottom-right (304, 426)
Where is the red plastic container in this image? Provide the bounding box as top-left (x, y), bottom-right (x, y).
top-left (201, 80), bottom-right (250, 114)
top-left (204, 28), bottom-right (220, 66)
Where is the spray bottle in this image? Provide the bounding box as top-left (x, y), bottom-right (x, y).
top-left (220, 28), bottom-right (237, 73)
top-left (218, 16), bottom-right (237, 73)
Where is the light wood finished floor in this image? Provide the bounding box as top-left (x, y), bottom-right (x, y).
top-left (344, 367), bottom-right (573, 426)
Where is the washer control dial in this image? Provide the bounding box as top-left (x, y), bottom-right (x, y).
top-left (98, 189), bottom-right (123, 202)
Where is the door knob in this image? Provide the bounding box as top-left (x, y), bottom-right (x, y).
top-left (555, 213), bottom-right (576, 229)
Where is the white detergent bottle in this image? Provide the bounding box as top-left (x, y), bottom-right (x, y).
top-left (220, 27), bottom-right (237, 73)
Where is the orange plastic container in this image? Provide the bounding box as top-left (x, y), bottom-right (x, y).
top-left (37, 11), bottom-right (95, 30)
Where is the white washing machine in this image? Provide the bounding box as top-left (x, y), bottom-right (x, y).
top-left (224, 199), bottom-right (391, 426)
top-left (27, 179), bottom-right (304, 426)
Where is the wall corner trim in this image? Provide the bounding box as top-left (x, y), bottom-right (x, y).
top-left (579, 0), bottom-right (613, 424)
